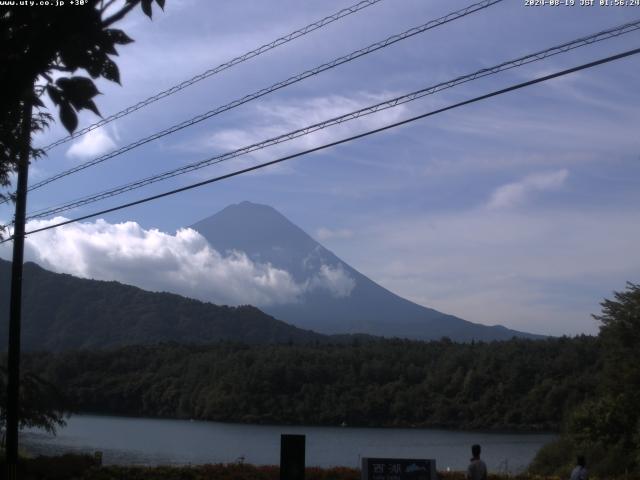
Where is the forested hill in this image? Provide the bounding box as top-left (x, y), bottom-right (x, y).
top-left (21, 336), bottom-right (599, 431)
top-left (0, 259), bottom-right (330, 351)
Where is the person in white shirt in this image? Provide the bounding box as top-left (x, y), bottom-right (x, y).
top-left (466, 444), bottom-right (487, 480)
top-left (570, 455), bottom-right (588, 480)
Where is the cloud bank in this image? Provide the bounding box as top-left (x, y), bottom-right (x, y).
top-left (0, 218), bottom-right (355, 307)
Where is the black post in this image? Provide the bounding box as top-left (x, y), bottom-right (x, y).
top-left (5, 94), bottom-right (33, 480)
top-left (280, 434), bottom-right (305, 480)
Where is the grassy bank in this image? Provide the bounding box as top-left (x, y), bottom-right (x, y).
top-left (0, 460), bottom-right (511, 480)
top-left (4, 455), bottom-right (640, 480)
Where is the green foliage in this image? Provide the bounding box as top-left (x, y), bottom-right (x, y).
top-left (566, 396), bottom-right (631, 447)
top-left (0, 365), bottom-right (68, 436)
top-left (528, 437), bottom-right (575, 477)
top-left (1, 0), bottom-right (165, 129)
top-left (0, 0), bottom-right (165, 201)
top-left (530, 283), bottom-right (640, 476)
top-left (594, 282), bottom-right (640, 402)
top-left (20, 336), bottom-right (598, 431)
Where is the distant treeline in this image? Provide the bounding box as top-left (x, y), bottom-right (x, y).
top-left (21, 336), bottom-right (599, 431)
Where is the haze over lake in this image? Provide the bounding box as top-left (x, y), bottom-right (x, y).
top-left (23, 415), bottom-right (554, 473)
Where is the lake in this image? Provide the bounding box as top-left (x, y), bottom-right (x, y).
top-left (22, 415), bottom-right (555, 473)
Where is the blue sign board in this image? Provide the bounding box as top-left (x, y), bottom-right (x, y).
top-left (361, 457), bottom-right (436, 480)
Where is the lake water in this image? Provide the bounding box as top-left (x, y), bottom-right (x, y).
top-left (22, 415), bottom-right (554, 473)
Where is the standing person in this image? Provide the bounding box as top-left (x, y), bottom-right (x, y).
top-left (467, 444), bottom-right (488, 480)
top-left (570, 456), bottom-right (588, 480)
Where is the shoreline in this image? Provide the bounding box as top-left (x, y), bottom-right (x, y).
top-left (21, 415), bottom-right (555, 473)
top-left (54, 411), bottom-right (559, 435)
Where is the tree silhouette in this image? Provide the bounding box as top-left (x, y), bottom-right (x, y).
top-left (531, 283), bottom-right (640, 476)
top-left (1, 1), bottom-right (166, 474)
top-left (0, 0), bottom-right (165, 199)
top-left (0, 366), bottom-right (68, 445)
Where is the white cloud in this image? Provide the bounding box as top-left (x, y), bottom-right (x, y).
top-left (487, 169), bottom-right (569, 209)
top-left (196, 92), bottom-right (410, 165)
top-left (309, 263), bottom-right (356, 298)
top-left (66, 128), bottom-right (117, 159)
top-left (0, 218), bottom-right (355, 307)
top-left (315, 227), bottom-right (353, 241)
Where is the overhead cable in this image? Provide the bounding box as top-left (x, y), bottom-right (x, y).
top-left (40, 0), bottom-right (388, 152)
top-left (23, 20), bottom-right (640, 221)
top-left (22, 0), bottom-right (504, 198)
top-left (5, 46), bottom-right (638, 243)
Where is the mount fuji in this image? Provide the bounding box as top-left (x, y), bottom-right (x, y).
top-left (191, 201), bottom-right (541, 341)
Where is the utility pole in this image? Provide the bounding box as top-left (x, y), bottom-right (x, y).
top-left (5, 90), bottom-right (33, 480)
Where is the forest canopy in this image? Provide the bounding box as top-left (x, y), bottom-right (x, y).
top-left (18, 336), bottom-right (598, 432)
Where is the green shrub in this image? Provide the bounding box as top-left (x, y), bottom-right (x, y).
top-left (528, 437), bottom-right (575, 477)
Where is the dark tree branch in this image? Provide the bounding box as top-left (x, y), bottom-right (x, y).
top-left (103, 1), bottom-right (138, 27)
top-left (101, 0), bottom-right (119, 13)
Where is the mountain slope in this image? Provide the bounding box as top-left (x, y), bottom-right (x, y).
top-left (192, 201), bottom-right (542, 341)
top-left (0, 259), bottom-right (327, 352)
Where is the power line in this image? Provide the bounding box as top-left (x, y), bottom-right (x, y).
top-left (23, 19), bottom-right (640, 221)
top-left (21, 0), bottom-right (503, 197)
top-left (6, 46), bottom-right (638, 243)
top-left (40, 0), bottom-right (387, 152)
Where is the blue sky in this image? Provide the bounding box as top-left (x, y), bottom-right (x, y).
top-left (2, 0), bottom-right (639, 336)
